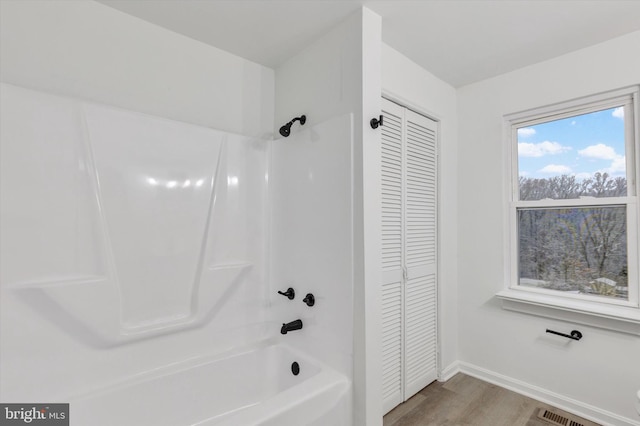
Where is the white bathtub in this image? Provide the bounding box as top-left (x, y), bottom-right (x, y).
top-left (69, 342), bottom-right (351, 426)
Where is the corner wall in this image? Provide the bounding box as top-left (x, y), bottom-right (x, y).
top-left (273, 8), bottom-right (383, 426)
top-left (457, 30), bottom-right (640, 424)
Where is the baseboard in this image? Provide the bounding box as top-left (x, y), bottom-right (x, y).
top-left (457, 361), bottom-right (640, 426)
top-left (438, 360), bottom-right (460, 382)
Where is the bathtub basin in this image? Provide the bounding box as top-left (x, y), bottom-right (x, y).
top-left (69, 341), bottom-right (351, 425)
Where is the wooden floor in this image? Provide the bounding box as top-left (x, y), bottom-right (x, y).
top-left (383, 373), bottom-right (600, 426)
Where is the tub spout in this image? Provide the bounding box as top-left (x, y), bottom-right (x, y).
top-left (280, 319), bottom-right (303, 335)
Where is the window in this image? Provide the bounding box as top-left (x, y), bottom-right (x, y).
top-left (499, 87), bottom-right (640, 333)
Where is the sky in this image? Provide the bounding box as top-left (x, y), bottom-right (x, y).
top-left (517, 106), bottom-right (626, 179)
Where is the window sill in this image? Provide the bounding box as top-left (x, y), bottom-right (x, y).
top-left (496, 289), bottom-right (640, 335)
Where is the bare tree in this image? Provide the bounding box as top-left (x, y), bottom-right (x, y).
top-left (519, 172), bottom-right (626, 201)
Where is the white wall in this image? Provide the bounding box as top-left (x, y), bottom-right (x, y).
top-left (274, 8), bottom-right (382, 426)
top-left (0, 0), bottom-right (274, 136)
top-left (457, 31), bottom-right (640, 424)
top-left (381, 43), bottom-right (460, 379)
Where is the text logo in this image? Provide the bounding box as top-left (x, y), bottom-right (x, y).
top-left (1, 404), bottom-right (68, 425)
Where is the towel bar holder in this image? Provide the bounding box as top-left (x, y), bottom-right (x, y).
top-left (546, 328), bottom-right (582, 341)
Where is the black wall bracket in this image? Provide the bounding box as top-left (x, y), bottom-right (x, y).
top-left (370, 115), bottom-right (383, 129)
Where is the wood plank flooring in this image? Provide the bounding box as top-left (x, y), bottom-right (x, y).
top-left (383, 373), bottom-right (600, 426)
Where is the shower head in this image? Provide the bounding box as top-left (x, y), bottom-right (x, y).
top-left (279, 115), bottom-right (306, 137)
top-left (279, 123), bottom-right (292, 138)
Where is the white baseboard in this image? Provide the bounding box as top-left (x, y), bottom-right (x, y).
top-left (457, 361), bottom-right (640, 426)
top-left (438, 360), bottom-right (460, 382)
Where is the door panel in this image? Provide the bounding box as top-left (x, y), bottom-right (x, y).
top-left (380, 98), bottom-right (438, 414)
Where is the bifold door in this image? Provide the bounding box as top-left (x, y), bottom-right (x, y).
top-left (380, 98), bottom-right (438, 414)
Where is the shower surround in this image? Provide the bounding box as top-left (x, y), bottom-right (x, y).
top-left (0, 83), bottom-right (353, 424)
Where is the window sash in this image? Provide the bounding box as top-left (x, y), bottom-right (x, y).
top-left (508, 199), bottom-right (638, 308)
top-left (509, 92), bottom-right (637, 202)
top-left (513, 197), bottom-right (631, 209)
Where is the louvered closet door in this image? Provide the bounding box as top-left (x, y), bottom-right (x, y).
top-left (380, 100), bottom-right (405, 414)
top-left (403, 108), bottom-right (438, 398)
top-left (380, 98), bottom-right (438, 414)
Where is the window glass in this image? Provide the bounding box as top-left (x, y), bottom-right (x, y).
top-left (518, 206), bottom-right (628, 300)
top-left (517, 107), bottom-right (626, 201)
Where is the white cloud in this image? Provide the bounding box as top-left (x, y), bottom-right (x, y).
top-left (571, 120), bottom-right (577, 126)
top-left (578, 143), bottom-right (618, 160)
top-left (539, 164), bottom-right (573, 174)
top-left (605, 156), bottom-right (626, 175)
top-left (612, 107), bottom-right (624, 119)
top-left (518, 141), bottom-right (571, 157)
top-left (576, 144), bottom-right (626, 177)
top-left (517, 127), bottom-right (536, 138)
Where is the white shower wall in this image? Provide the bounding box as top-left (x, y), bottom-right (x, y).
top-left (0, 0), bottom-right (278, 402)
top-left (270, 113), bottom-right (355, 379)
top-left (0, 83), bottom-right (270, 401)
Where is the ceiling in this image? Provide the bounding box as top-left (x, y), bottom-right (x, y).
top-left (97, 0), bottom-right (640, 88)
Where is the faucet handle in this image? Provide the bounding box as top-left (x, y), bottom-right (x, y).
top-left (303, 293), bottom-right (315, 307)
top-left (277, 287), bottom-right (295, 300)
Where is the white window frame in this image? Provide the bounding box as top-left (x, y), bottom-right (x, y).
top-left (497, 86), bottom-right (640, 335)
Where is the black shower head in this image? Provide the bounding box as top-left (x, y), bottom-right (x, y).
top-left (279, 123), bottom-right (292, 137)
top-left (279, 115), bottom-right (306, 138)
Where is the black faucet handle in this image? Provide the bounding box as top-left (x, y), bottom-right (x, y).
top-left (302, 293), bottom-right (315, 307)
top-left (277, 287), bottom-right (295, 300)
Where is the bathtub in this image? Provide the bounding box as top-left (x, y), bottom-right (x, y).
top-left (69, 341), bottom-right (351, 426)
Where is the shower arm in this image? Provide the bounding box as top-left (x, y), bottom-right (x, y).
top-left (289, 116), bottom-right (304, 126)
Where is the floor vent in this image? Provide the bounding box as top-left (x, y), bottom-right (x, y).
top-left (537, 408), bottom-right (586, 426)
